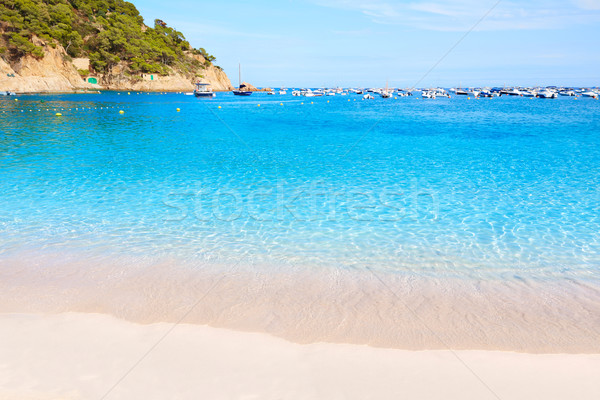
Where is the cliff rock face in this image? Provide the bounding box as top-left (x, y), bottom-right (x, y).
top-left (0, 36), bottom-right (233, 93)
top-left (200, 64), bottom-right (234, 91)
top-left (0, 38), bottom-right (92, 93)
top-left (240, 82), bottom-right (269, 92)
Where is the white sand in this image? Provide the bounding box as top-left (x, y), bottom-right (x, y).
top-left (1, 313), bottom-right (599, 400)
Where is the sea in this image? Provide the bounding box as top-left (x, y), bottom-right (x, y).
top-left (1, 91), bottom-right (599, 351)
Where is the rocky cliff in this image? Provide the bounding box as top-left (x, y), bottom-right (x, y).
top-left (0, 0), bottom-right (234, 93)
top-left (0, 37), bottom-right (233, 93)
top-left (0, 36), bottom-right (92, 93)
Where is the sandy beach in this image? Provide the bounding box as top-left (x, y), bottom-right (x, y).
top-left (1, 312), bottom-right (599, 400)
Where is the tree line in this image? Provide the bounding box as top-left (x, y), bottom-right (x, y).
top-left (0, 0), bottom-right (218, 77)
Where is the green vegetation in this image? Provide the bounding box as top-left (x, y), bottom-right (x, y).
top-left (0, 0), bottom-right (217, 77)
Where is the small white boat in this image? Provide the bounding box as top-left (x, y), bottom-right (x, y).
top-left (363, 94), bottom-right (374, 99)
top-left (279, 90), bottom-right (287, 95)
top-left (581, 91), bottom-right (599, 99)
top-left (194, 82), bottom-right (216, 98)
top-left (537, 90), bottom-right (557, 99)
top-left (267, 90), bottom-right (275, 95)
top-left (521, 91), bottom-right (537, 97)
top-left (559, 90), bottom-right (575, 96)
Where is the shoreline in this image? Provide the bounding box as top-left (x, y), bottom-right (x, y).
top-left (1, 250), bottom-right (599, 354)
top-left (1, 312), bottom-right (599, 400)
top-left (3, 89), bottom-right (235, 95)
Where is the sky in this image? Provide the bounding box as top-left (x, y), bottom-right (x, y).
top-left (133, 0), bottom-right (600, 88)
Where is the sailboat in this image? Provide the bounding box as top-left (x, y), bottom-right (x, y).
top-left (232, 63), bottom-right (252, 96)
top-left (380, 79), bottom-right (392, 98)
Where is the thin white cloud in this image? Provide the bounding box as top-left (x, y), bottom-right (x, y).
top-left (573, 0), bottom-right (600, 10)
top-left (311, 0), bottom-right (600, 30)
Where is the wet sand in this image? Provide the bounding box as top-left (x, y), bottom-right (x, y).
top-left (1, 251), bottom-right (599, 353)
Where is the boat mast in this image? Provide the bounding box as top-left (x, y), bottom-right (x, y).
top-left (238, 63), bottom-right (241, 88)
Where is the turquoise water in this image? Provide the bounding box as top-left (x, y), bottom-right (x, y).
top-left (1, 92), bottom-right (600, 281)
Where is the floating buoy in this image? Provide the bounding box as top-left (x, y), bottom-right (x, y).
top-left (14, 99), bottom-right (18, 101)
top-left (257, 104), bottom-right (260, 107)
top-left (127, 92), bottom-right (131, 95)
top-left (327, 100), bottom-right (329, 103)
top-left (218, 106), bottom-right (221, 109)
top-left (119, 110), bottom-right (125, 114)
top-left (55, 113), bottom-right (62, 116)
top-left (394, 97), bottom-right (397, 99)
top-left (311, 101), bottom-right (313, 104)
top-left (280, 103), bottom-right (283, 106)
top-left (176, 108), bottom-right (180, 112)
top-left (467, 97), bottom-right (471, 100)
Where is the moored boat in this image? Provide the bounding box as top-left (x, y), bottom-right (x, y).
top-left (194, 82), bottom-right (216, 97)
top-left (537, 90), bottom-right (557, 99)
top-left (559, 90), bottom-right (575, 96)
top-left (581, 91), bottom-right (599, 99)
top-left (232, 64), bottom-right (252, 96)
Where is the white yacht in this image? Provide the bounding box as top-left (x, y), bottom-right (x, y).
top-left (194, 82), bottom-right (216, 97)
top-left (537, 90), bottom-right (557, 98)
top-left (581, 91), bottom-right (599, 99)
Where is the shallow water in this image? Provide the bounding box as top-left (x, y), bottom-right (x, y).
top-left (2, 92), bottom-right (599, 278)
top-left (1, 92), bottom-right (599, 350)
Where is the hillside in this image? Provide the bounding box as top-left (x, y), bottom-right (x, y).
top-left (0, 0), bottom-right (233, 92)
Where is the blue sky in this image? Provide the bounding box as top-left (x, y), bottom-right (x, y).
top-left (134, 0), bottom-right (600, 87)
